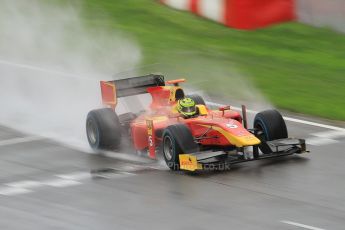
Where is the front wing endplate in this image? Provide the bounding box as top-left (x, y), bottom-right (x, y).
top-left (179, 154), bottom-right (202, 171)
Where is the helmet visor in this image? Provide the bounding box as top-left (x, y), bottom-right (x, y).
top-left (181, 106), bottom-right (196, 114)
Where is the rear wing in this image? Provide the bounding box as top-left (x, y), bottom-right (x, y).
top-left (100, 74), bottom-right (165, 109)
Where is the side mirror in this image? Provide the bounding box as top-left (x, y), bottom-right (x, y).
top-left (219, 105), bottom-right (230, 116)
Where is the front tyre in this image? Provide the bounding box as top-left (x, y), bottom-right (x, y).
top-left (253, 109), bottom-right (288, 154)
top-left (86, 108), bottom-right (122, 151)
top-left (162, 124), bottom-right (198, 170)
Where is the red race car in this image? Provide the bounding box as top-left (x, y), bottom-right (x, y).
top-left (86, 74), bottom-right (307, 171)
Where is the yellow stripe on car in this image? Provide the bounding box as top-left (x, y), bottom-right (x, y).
top-left (199, 125), bottom-right (261, 147)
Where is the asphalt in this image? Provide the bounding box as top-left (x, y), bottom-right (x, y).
top-left (0, 112), bottom-right (345, 230)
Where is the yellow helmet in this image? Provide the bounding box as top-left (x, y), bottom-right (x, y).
top-left (177, 98), bottom-right (196, 117)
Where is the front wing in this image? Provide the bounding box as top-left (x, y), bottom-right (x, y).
top-left (179, 138), bottom-right (307, 171)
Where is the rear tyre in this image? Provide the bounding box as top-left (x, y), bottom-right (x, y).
top-left (162, 124), bottom-right (198, 170)
top-left (186, 94), bottom-right (206, 105)
top-left (86, 108), bottom-right (122, 151)
top-left (253, 109), bottom-right (288, 154)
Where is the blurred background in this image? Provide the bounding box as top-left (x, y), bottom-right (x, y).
top-left (81, 0), bottom-right (345, 121)
top-left (1, 0), bottom-right (344, 125)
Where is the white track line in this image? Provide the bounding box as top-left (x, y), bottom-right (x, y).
top-left (0, 172), bottom-right (88, 196)
top-left (6, 180), bottom-right (42, 189)
top-left (42, 179), bottom-right (82, 188)
top-left (280, 117), bottom-right (345, 132)
top-left (56, 172), bottom-right (91, 181)
top-left (281, 220), bottom-right (326, 230)
top-left (0, 187), bottom-right (32, 196)
top-left (207, 101), bottom-right (345, 132)
top-left (0, 136), bottom-right (44, 147)
top-left (0, 59), bottom-right (96, 80)
top-left (0, 170), bottom-right (137, 196)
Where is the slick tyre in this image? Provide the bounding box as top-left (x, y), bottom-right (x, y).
top-left (253, 109), bottom-right (288, 154)
top-left (86, 108), bottom-right (122, 151)
top-left (162, 124), bottom-right (198, 170)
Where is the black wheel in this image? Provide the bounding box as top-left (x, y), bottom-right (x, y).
top-left (186, 94), bottom-right (206, 105)
top-left (162, 124), bottom-right (198, 170)
top-left (86, 108), bottom-right (122, 150)
top-left (253, 109), bottom-right (288, 154)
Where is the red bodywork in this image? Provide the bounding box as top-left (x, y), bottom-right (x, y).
top-left (130, 109), bottom-right (242, 150)
top-left (100, 79), bottom-right (260, 159)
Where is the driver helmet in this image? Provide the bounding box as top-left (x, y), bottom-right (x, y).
top-left (177, 98), bottom-right (197, 117)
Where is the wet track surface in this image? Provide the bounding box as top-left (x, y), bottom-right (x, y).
top-left (0, 115), bottom-right (345, 230)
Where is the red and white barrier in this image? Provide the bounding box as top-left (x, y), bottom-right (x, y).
top-left (160, 0), bottom-right (295, 30)
top-left (163, 0), bottom-right (189, 10)
top-left (198, 0), bottom-right (224, 23)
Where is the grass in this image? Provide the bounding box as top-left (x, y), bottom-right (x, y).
top-left (77, 0), bottom-right (345, 120)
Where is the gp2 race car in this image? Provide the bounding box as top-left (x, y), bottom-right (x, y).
top-left (86, 74), bottom-right (307, 171)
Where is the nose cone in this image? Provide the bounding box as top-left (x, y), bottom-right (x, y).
top-left (217, 120), bottom-right (261, 147)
